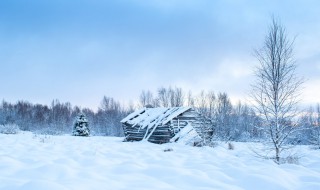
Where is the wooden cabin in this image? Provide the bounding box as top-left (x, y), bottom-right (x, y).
top-left (121, 107), bottom-right (214, 144)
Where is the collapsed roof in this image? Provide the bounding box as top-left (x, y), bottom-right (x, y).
top-left (121, 107), bottom-right (191, 130)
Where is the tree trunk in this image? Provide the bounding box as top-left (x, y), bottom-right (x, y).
top-left (275, 147), bottom-right (280, 164)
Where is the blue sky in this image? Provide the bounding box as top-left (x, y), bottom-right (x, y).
top-left (0, 0), bottom-right (319, 109)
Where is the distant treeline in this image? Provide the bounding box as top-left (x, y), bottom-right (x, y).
top-left (0, 96), bottom-right (129, 136)
top-left (1, 86), bottom-right (319, 145)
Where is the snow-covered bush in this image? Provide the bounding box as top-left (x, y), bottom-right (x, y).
top-left (0, 124), bottom-right (20, 134)
top-left (32, 133), bottom-right (51, 143)
top-left (35, 127), bottom-right (63, 136)
top-left (228, 142), bottom-right (235, 150)
top-left (309, 127), bottom-right (320, 149)
top-left (283, 156), bottom-right (300, 165)
top-left (163, 148), bottom-right (173, 152)
top-left (239, 132), bottom-right (251, 142)
top-left (207, 141), bottom-right (219, 148)
top-left (72, 113), bottom-right (90, 136)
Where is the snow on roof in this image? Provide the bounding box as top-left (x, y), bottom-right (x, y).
top-left (121, 107), bottom-right (192, 129)
top-left (120, 108), bottom-right (146, 123)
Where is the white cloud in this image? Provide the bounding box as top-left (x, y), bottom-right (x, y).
top-left (301, 79), bottom-right (320, 105)
top-left (192, 56), bottom-right (255, 92)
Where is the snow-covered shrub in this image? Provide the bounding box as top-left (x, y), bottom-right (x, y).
top-left (0, 124), bottom-right (20, 134)
top-left (39, 135), bottom-right (50, 143)
top-left (277, 155), bottom-right (300, 165)
top-left (33, 133), bottom-right (51, 143)
top-left (228, 142), bottom-right (235, 150)
top-left (72, 113), bottom-right (90, 136)
top-left (239, 132), bottom-right (251, 142)
top-left (309, 127), bottom-right (320, 149)
top-left (207, 141), bottom-right (219, 148)
top-left (163, 148), bottom-right (173, 152)
top-left (35, 127), bottom-right (63, 136)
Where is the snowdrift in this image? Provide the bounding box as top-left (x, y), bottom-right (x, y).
top-left (1, 132), bottom-right (320, 190)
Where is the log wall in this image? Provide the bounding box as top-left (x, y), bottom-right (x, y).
top-left (122, 109), bottom-right (214, 144)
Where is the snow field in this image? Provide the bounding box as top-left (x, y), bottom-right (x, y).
top-left (1, 132), bottom-right (320, 190)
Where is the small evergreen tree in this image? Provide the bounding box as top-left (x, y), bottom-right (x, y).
top-left (72, 113), bottom-right (90, 136)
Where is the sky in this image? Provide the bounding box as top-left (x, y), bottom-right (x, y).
top-left (0, 0), bottom-right (319, 110)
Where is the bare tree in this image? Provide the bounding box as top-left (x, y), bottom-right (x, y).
top-left (187, 90), bottom-right (195, 107)
top-left (207, 91), bottom-right (216, 119)
top-left (216, 93), bottom-right (233, 140)
top-left (98, 96), bottom-right (124, 136)
top-left (172, 87), bottom-right (184, 107)
top-left (251, 17), bottom-right (303, 163)
top-left (157, 87), bottom-right (184, 107)
top-left (309, 104), bottom-right (320, 149)
top-left (195, 90), bottom-right (207, 115)
top-left (157, 87), bottom-right (170, 107)
top-left (139, 90), bottom-right (154, 107)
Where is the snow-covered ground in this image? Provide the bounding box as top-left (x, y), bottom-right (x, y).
top-left (1, 132), bottom-right (320, 190)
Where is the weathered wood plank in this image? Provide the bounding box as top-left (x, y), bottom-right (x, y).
top-left (122, 108), bottom-right (214, 143)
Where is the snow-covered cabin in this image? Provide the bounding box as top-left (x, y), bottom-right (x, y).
top-left (121, 107), bottom-right (214, 144)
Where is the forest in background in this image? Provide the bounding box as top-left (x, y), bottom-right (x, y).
top-left (1, 86), bottom-right (319, 146)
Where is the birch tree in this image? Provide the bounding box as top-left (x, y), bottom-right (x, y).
top-left (251, 18), bottom-right (303, 163)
